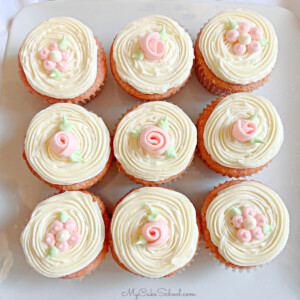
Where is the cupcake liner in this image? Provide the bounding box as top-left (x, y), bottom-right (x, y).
top-left (196, 96), bottom-right (271, 177)
top-left (194, 27), bottom-right (272, 95)
top-left (18, 36), bottom-right (107, 105)
top-left (113, 102), bottom-right (196, 185)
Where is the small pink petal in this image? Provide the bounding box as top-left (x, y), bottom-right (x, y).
top-left (232, 215), bottom-right (244, 228)
top-left (249, 27), bottom-right (264, 40)
top-left (57, 61), bottom-right (68, 72)
top-left (233, 43), bottom-right (246, 56)
top-left (237, 228), bottom-right (252, 242)
top-left (56, 241), bottom-right (69, 252)
top-left (251, 226), bottom-right (264, 240)
top-left (61, 50), bottom-right (70, 61)
top-left (242, 207), bottom-right (257, 218)
top-left (248, 40), bottom-right (261, 53)
top-left (39, 48), bottom-right (50, 60)
top-left (49, 42), bottom-right (58, 50)
top-left (49, 220), bottom-right (64, 234)
top-left (226, 29), bottom-right (239, 43)
top-left (68, 232), bottom-right (82, 245)
top-left (43, 59), bottom-right (56, 71)
top-left (255, 214), bottom-right (267, 227)
top-left (238, 22), bottom-right (250, 34)
top-left (64, 218), bottom-right (77, 233)
top-left (44, 233), bottom-right (55, 246)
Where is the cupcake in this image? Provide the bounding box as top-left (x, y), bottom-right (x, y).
top-left (113, 101), bottom-right (197, 185)
top-left (18, 17), bottom-right (106, 105)
top-left (201, 180), bottom-right (289, 269)
top-left (195, 9), bottom-right (277, 95)
top-left (197, 93), bottom-right (283, 177)
top-left (23, 103), bottom-right (112, 190)
top-left (110, 186), bottom-right (200, 278)
top-left (110, 15), bottom-right (194, 101)
top-left (20, 190), bottom-right (109, 278)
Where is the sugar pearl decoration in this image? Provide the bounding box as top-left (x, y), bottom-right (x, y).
top-left (56, 229), bottom-right (70, 243)
top-left (49, 50), bottom-right (62, 63)
top-left (238, 33), bottom-right (251, 45)
top-left (243, 217), bottom-right (257, 230)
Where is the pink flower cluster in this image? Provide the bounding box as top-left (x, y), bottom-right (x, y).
top-left (226, 22), bottom-right (265, 56)
top-left (44, 215), bottom-right (81, 253)
top-left (39, 42), bottom-right (69, 73)
top-left (231, 206), bottom-right (270, 243)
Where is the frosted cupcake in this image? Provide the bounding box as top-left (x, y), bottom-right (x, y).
top-left (197, 93), bottom-right (283, 177)
top-left (113, 101), bottom-right (197, 185)
top-left (23, 103), bottom-right (112, 190)
top-left (201, 180), bottom-right (289, 269)
top-left (21, 191), bottom-right (109, 278)
top-left (110, 187), bottom-right (200, 278)
top-left (195, 9), bottom-right (277, 94)
top-left (18, 17), bottom-right (106, 104)
top-left (110, 15), bottom-right (194, 101)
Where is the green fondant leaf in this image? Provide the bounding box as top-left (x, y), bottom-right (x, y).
top-left (59, 34), bottom-right (68, 50)
top-left (263, 224), bottom-right (273, 235)
top-left (69, 151), bottom-right (85, 163)
top-left (59, 211), bottom-right (69, 223)
top-left (249, 136), bottom-right (265, 144)
top-left (50, 68), bottom-right (61, 78)
top-left (59, 115), bottom-right (73, 132)
top-left (248, 113), bottom-right (259, 124)
top-left (146, 203), bottom-right (159, 221)
top-left (132, 49), bottom-right (144, 61)
top-left (136, 235), bottom-right (147, 245)
top-left (231, 206), bottom-right (242, 216)
top-left (131, 129), bottom-right (141, 139)
top-left (164, 145), bottom-right (177, 158)
top-left (159, 25), bottom-right (167, 41)
top-left (157, 117), bottom-right (169, 131)
top-left (47, 246), bottom-right (59, 258)
top-left (228, 17), bottom-right (238, 30)
top-left (259, 38), bottom-right (270, 47)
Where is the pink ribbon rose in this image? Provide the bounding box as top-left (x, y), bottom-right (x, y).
top-left (141, 219), bottom-right (169, 247)
top-left (139, 125), bottom-right (170, 156)
top-left (232, 119), bottom-right (257, 143)
top-left (50, 131), bottom-right (79, 157)
top-left (139, 32), bottom-right (165, 61)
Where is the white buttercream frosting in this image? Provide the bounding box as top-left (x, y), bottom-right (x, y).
top-left (206, 181), bottom-right (289, 266)
top-left (24, 103), bottom-right (111, 185)
top-left (111, 187), bottom-right (199, 277)
top-left (20, 191), bottom-right (105, 278)
top-left (113, 101), bottom-right (197, 182)
top-left (198, 9), bottom-right (277, 84)
top-left (19, 17), bottom-right (98, 98)
top-left (203, 93), bottom-right (283, 168)
top-left (113, 15), bottom-right (194, 94)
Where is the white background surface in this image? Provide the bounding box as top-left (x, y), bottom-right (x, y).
top-left (1, 0), bottom-right (300, 299)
